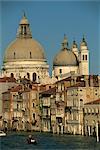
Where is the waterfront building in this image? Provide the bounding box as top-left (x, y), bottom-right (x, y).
top-left (1, 13), bottom-right (100, 135)
top-left (54, 74), bottom-right (100, 135)
top-left (2, 84), bottom-right (24, 130)
top-left (84, 98), bottom-right (100, 136)
top-left (39, 87), bottom-right (56, 132)
top-left (0, 77), bottom-right (16, 129)
top-left (2, 80), bottom-right (41, 131)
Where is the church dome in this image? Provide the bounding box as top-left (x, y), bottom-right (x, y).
top-left (53, 35), bottom-right (78, 66)
top-left (4, 13), bottom-right (46, 62)
top-left (4, 38), bottom-right (46, 61)
top-left (53, 49), bottom-right (78, 66)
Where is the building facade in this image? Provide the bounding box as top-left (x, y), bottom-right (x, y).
top-left (84, 98), bottom-right (100, 137)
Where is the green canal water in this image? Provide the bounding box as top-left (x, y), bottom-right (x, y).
top-left (0, 131), bottom-right (100, 150)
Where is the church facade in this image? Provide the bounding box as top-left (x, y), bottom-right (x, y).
top-left (1, 14), bottom-right (89, 83)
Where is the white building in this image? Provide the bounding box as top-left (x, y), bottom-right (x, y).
top-left (2, 13), bottom-right (50, 84)
top-left (52, 35), bottom-right (89, 79)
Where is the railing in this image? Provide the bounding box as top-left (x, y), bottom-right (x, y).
top-left (66, 120), bottom-right (79, 124)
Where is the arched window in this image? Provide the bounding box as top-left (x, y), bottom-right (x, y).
top-left (85, 55), bottom-right (87, 60)
top-left (24, 26), bottom-right (26, 34)
top-left (30, 52), bottom-right (32, 58)
top-left (14, 52), bottom-right (16, 59)
top-left (33, 73), bottom-right (37, 82)
top-left (27, 72), bottom-right (30, 79)
top-left (59, 69), bottom-right (62, 74)
top-left (21, 26), bottom-right (23, 34)
top-left (83, 55), bottom-right (84, 60)
top-left (11, 73), bottom-right (14, 78)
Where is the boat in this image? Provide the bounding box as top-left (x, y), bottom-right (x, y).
top-left (27, 135), bottom-right (37, 144)
top-left (27, 138), bottom-right (37, 144)
top-left (0, 131), bottom-right (6, 137)
top-left (30, 139), bottom-right (37, 144)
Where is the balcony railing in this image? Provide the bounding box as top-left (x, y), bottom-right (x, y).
top-left (66, 120), bottom-right (79, 124)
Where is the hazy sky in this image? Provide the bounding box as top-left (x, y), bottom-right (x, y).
top-left (0, 1), bottom-right (100, 75)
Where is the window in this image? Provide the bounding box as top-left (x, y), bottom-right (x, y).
top-left (33, 73), bottom-right (37, 82)
top-left (83, 55), bottom-right (84, 60)
top-left (85, 55), bottom-right (87, 60)
top-left (30, 52), bottom-right (32, 58)
top-left (21, 26), bottom-right (23, 34)
top-left (27, 73), bottom-right (30, 79)
top-left (33, 113), bottom-right (35, 119)
top-left (59, 69), bottom-right (62, 74)
top-left (11, 73), bottom-right (14, 78)
top-left (14, 52), bottom-right (16, 59)
top-left (33, 103), bottom-right (34, 107)
top-left (24, 26), bottom-right (26, 34)
top-left (60, 93), bottom-right (62, 98)
top-left (57, 117), bottom-right (62, 123)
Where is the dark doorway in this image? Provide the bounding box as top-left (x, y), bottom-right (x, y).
top-left (11, 73), bottom-right (14, 78)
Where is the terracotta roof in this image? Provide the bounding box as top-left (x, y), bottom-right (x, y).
top-left (67, 81), bottom-right (85, 88)
top-left (85, 98), bottom-right (100, 105)
top-left (2, 85), bottom-right (22, 94)
top-left (40, 87), bottom-right (56, 95)
top-left (0, 77), bottom-right (16, 83)
top-left (56, 77), bottom-right (71, 83)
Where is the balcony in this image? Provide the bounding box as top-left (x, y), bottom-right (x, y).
top-left (66, 120), bottom-right (79, 124)
top-left (42, 104), bottom-right (50, 107)
top-left (56, 113), bottom-right (64, 118)
top-left (72, 106), bottom-right (79, 111)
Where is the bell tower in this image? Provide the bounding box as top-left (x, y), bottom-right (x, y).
top-left (79, 36), bottom-right (89, 75)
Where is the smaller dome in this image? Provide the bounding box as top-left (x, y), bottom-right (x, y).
top-left (53, 49), bottom-right (78, 66)
top-left (53, 35), bottom-right (78, 66)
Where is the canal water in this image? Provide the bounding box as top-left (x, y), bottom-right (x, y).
top-left (0, 131), bottom-right (100, 150)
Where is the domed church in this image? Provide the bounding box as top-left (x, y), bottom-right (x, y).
top-left (1, 13), bottom-right (89, 83)
top-left (2, 13), bottom-right (50, 83)
top-left (52, 35), bottom-right (89, 78)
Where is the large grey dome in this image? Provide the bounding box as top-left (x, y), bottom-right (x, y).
top-left (4, 38), bottom-right (46, 61)
top-left (53, 49), bottom-right (78, 66)
top-left (4, 13), bottom-right (46, 62)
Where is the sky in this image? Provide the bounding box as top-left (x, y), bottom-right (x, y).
top-left (0, 1), bottom-right (100, 75)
